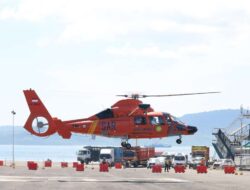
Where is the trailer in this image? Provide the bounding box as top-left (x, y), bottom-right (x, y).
top-left (122, 146), bottom-right (155, 167)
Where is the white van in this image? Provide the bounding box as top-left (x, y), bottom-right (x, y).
top-left (212, 159), bottom-right (235, 169)
top-left (147, 157), bottom-right (158, 168)
top-left (156, 156), bottom-right (167, 167)
top-left (99, 148), bottom-right (114, 166)
top-left (172, 153), bottom-right (187, 167)
top-left (147, 156), bottom-right (167, 168)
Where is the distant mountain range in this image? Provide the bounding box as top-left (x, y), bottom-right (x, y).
top-left (0, 109), bottom-right (241, 146)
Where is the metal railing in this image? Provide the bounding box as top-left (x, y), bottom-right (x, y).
top-left (213, 129), bottom-right (235, 159)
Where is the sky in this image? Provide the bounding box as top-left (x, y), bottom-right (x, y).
top-left (0, 0), bottom-right (250, 126)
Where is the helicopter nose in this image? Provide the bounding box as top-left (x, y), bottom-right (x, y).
top-left (187, 126), bottom-right (198, 134)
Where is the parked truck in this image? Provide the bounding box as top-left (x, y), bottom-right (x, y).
top-left (99, 147), bottom-right (123, 166)
top-left (122, 146), bottom-right (155, 167)
top-left (189, 146), bottom-right (209, 168)
top-left (77, 146), bottom-right (123, 165)
top-left (77, 146), bottom-right (101, 164)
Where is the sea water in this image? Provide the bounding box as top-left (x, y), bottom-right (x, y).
top-left (0, 145), bottom-right (83, 162)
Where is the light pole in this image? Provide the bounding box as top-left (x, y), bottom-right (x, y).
top-left (11, 110), bottom-right (16, 169)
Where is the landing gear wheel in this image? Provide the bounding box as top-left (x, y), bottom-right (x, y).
top-left (176, 139), bottom-right (182, 144)
top-left (121, 142), bottom-right (127, 147)
top-left (125, 143), bottom-right (131, 149)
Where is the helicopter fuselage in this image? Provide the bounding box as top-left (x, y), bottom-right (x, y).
top-left (23, 89), bottom-right (197, 145)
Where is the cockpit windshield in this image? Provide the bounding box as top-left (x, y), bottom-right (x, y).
top-left (171, 115), bottom-right (185, 124)
top-left (164, 113), bottom-right (185, 125)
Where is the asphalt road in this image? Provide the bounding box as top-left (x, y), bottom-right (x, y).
top-left (0, 164), bottom-right (249, 190)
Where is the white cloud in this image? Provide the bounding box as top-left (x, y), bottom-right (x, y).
top-left (106, 46), bottom-right (177, 59)
top-left (1, 0), bottom-right (250, 124)
top-left (0, 7), bottom-right (16, 19)
top-left (36, 38), bottom-right (51, 48)
top-left (149, 20), bottom-right (178, 32)
top-left (57, 18), bottom-right (129, 43)
top-left (0, 0), bottom-right (55, 21)
top-left (106, 44), bottom-right (210, 59)
top-left (179, 44), bottom-right (210, 55)
top-left (1, 0), bottom-right (249, 44)
top-left (182, 24), bottom-right (219, 34)
top-left (149, 20), bottom-right (219, 34)
top-left (229, 24), bottom-right (250, 47)
top-left (1, 0), bottom-right (250, 21)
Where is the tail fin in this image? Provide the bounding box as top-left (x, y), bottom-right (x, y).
top-left (23, 89), bottom-right (57, 137)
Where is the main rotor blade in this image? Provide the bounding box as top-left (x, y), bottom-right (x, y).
top-left (117, 92), bottom-right (220, 99)
top-left (142, 91), bottom-right (220, 98)
top-left (116, 95), bottom-right (129, 97)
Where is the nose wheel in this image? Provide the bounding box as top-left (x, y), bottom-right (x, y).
top-left (176, 139), bottom-right (182, 144)
top-left (176, 136), bottom-right (182, 144)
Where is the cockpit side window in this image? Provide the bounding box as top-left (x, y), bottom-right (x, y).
top-left (149, 116), bottom-right (164, 125)
top-left (134, 116), bottom-right (147, 125)
top-left (164, 114), bottom-right (172, 124)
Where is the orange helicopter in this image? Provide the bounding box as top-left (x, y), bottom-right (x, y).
top-left (23, 89), bottom-right (218, 149)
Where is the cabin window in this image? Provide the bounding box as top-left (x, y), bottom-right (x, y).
top-left (96, 108), bottom-right (114, 119)
top-left (134, 116), bottom-right (147, 125)
top-left (149, 116), bottom-right (164, 125)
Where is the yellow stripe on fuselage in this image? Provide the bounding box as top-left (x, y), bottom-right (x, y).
top-left (88, 120), bottom-right (99, 134)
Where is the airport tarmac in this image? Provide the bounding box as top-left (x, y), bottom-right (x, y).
top-left (0, 162), bottom-right (249, 190)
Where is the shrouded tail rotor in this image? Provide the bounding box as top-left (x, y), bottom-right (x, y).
top-left (31, 117), bottom-right (49, 134)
